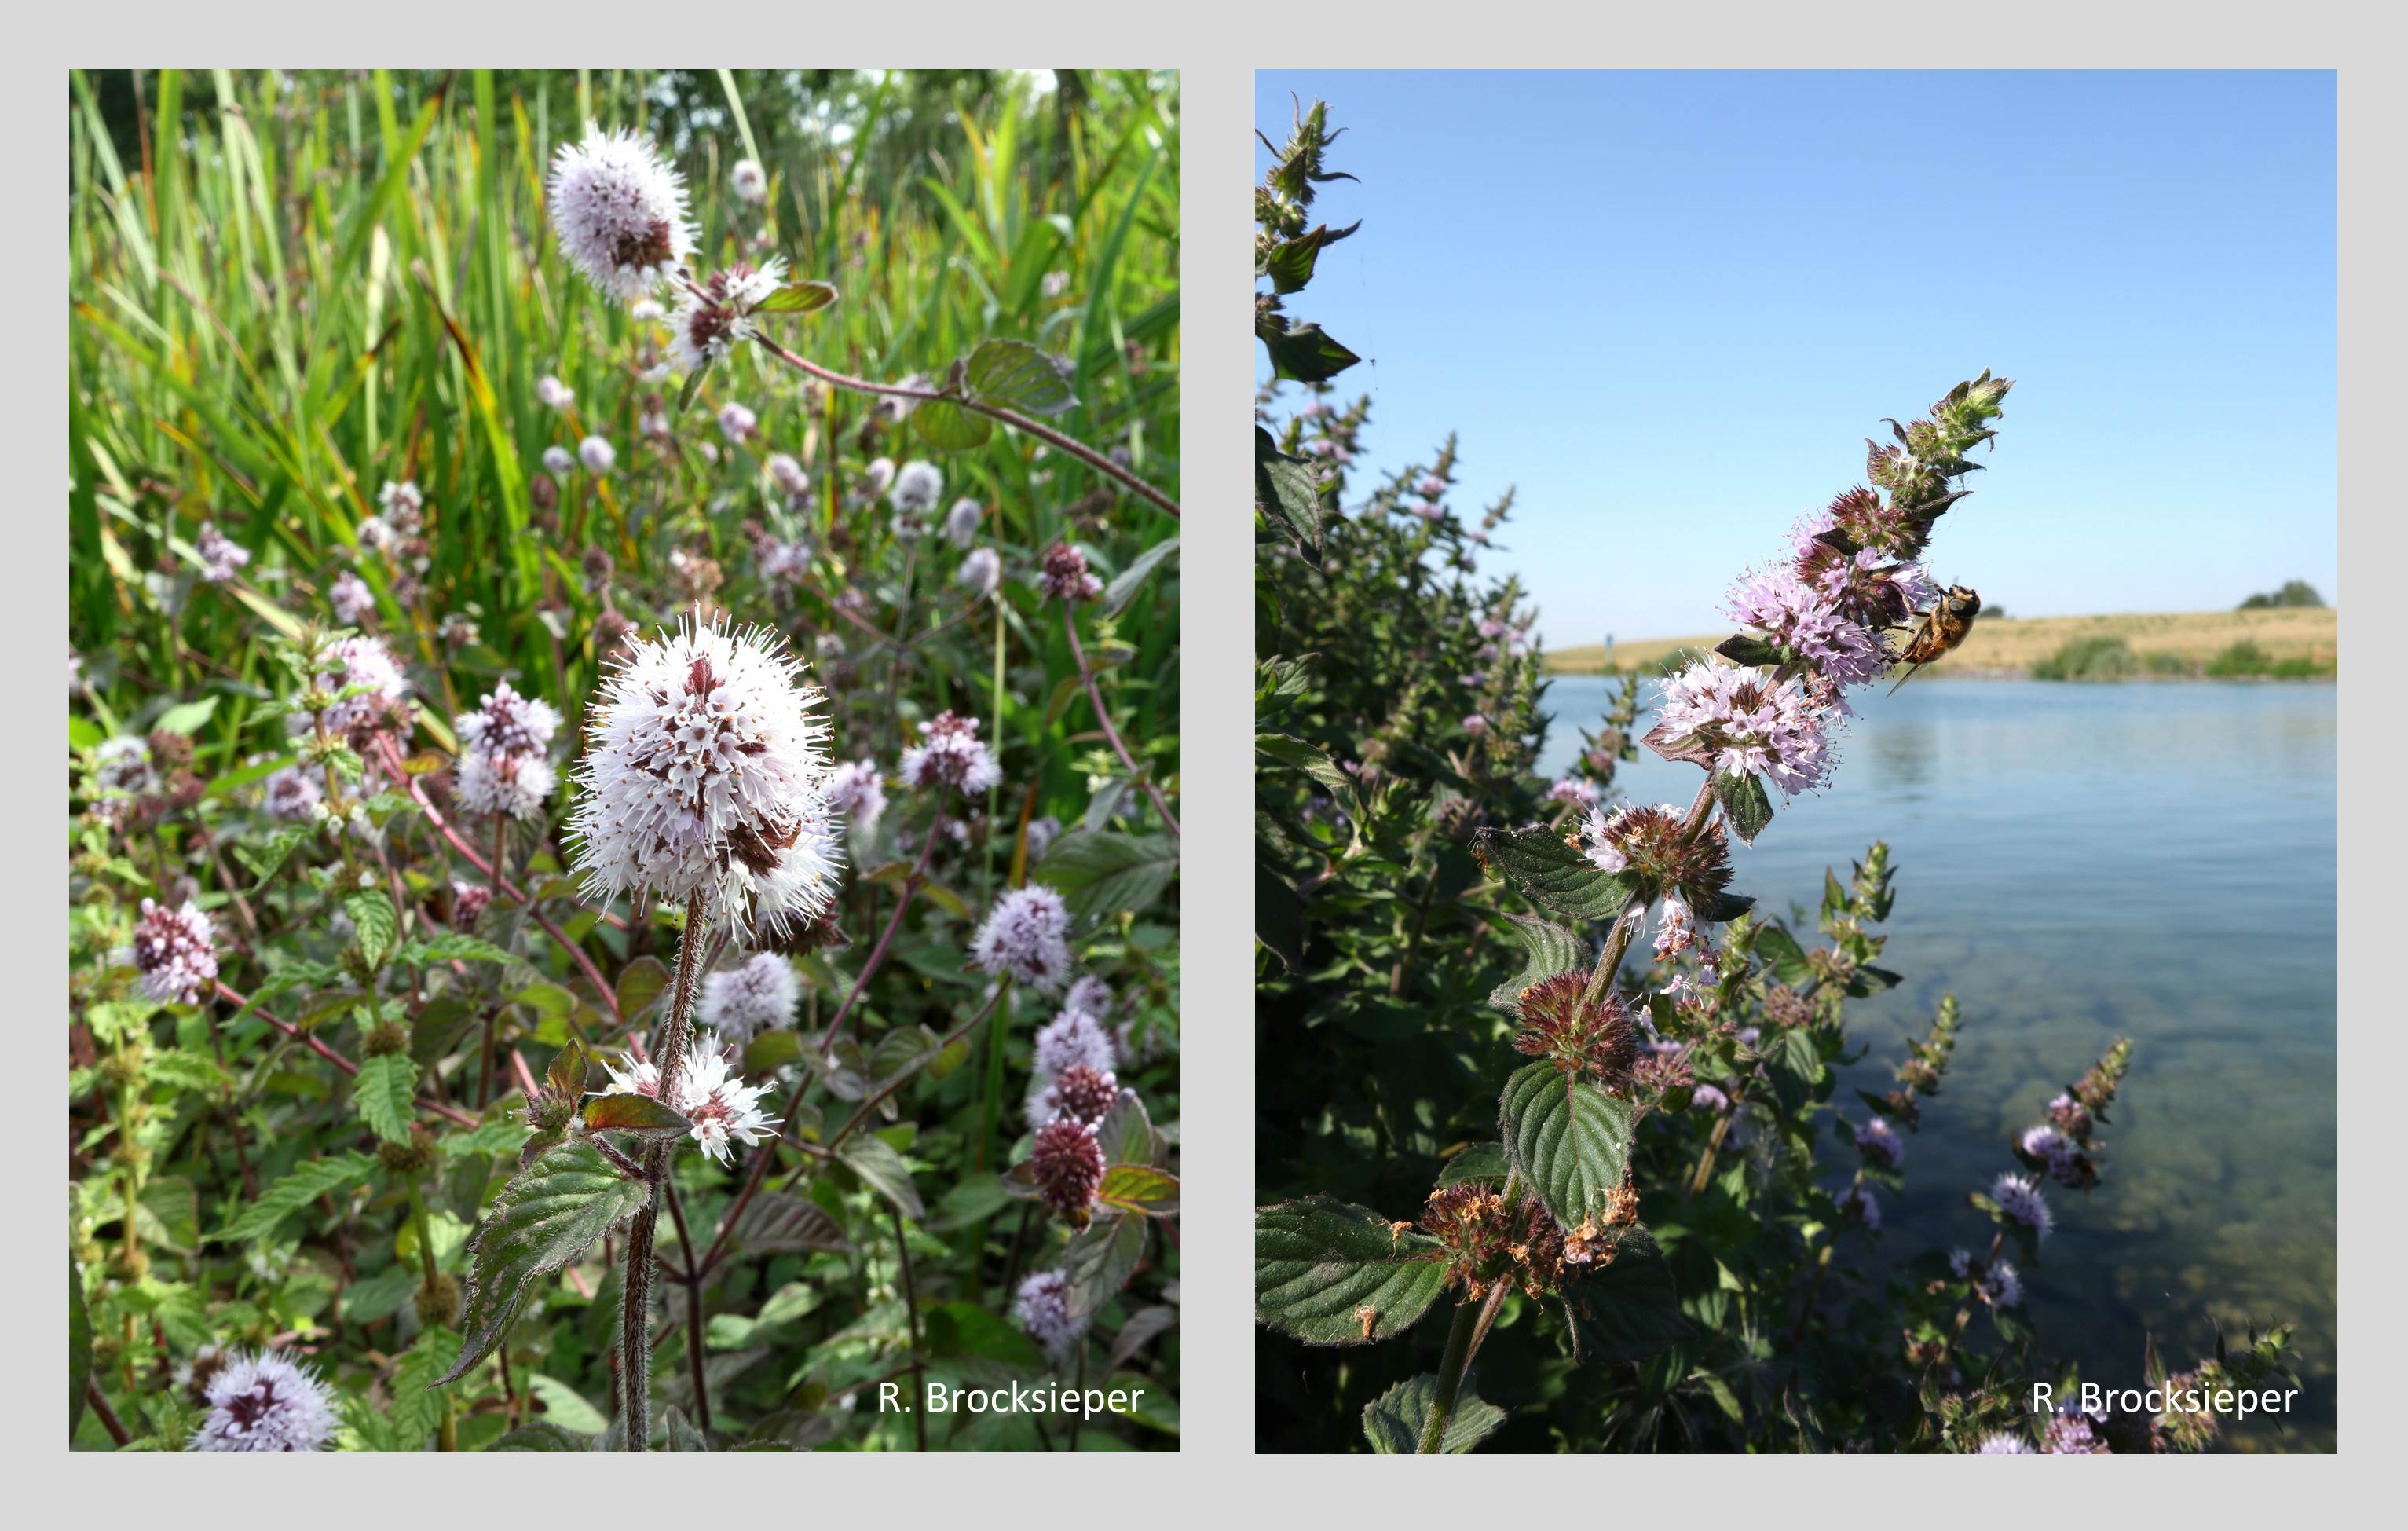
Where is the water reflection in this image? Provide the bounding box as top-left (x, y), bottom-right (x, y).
top-left (1539, 677), bottom-right (2338, 1449)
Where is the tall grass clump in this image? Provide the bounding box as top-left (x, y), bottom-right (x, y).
top-left (69, 68), bottom-right (1180, 1453)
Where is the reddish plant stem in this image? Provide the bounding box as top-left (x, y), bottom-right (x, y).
top-left (1061, 601), bottom-right (1178, 837)
top-left (85, 1382), bottom-right (131, 1446)
top-left (820, 815), bottom-right (944, 1060)
top-left (372, 738), bottom-right (626, 1024)
top-left (661, 1176), bottom-right (712, 1434)
top-left (214, 981), bottom-right (477, 1127)
top-left (697, 985), bottom-right (1005, 1284)
top-left (746, 330), bottom-right (1179, 521)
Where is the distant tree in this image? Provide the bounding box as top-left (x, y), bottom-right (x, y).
top-left (2238, 580), bottom-right (2326, 610)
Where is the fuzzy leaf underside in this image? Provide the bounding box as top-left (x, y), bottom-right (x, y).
top-left (434, 1141), bottom-right (650, 1387)
top-left (1063, 1211), bottom-right (1148, 1314)
top-left (1488, 914), bottom-right (1590, 1013)
top-left (1255, 1196), bottom-right (1450, 1346)
top-left (1361, 1372), bottom-right (1507, 1453)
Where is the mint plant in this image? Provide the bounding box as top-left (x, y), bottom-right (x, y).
top-left (1251, 99), bottom-right (2290, 1453)
top-left (69, 70), bottom-right (1178, 1453)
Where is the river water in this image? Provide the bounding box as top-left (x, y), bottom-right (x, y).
top-left (1537, 676), bottom-right (2337, 1449)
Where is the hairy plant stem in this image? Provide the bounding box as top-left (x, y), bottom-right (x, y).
top-left (822, 815), bottom-right (943, 1060)
top-left (373, 738), bottom-right (628, 1024)
top-left (891, 1201), bottom-right (928, 1450)
top-left (1061, 601), bottom-right (1179, 837)
top-left (404, 1176), bottom-right (457, 1450)
top-left (746, 330), bottom-right (1180, 521)
top-left (1417, 1279), bottom-right (1510, 1453)
top-left (618, 891), bottom-right (711, 1451)
top-left (213, 981), bottom-right (478, 1126)
top-left (697, 984), bottom-right (1008, 1284)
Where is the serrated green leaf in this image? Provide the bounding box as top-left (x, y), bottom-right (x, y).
top-left (1036, 829), bottom-right (1176, 918)
top-left (1103, 534), bottom-right (1178, 618)
top-left (1488, 914), bottom-right (1589, 1013)
top-left (1712, 768), bottom-right (1774, 846)
top-left (1499, 1062), bottom-right (1634, 1229)
top-left (485, 1421), bottom-right (591, 1451)
top-left (215, 1152), bottom-right (379, 1241)
top-left (435, 1141), bottom-right (650, 1387)
top-left (1253, 427), bottom-right (1323, 566)
top-left (1063, 1210), bottom-right (1147, 1313)
top-left (1765, 1027), bottom-right (1823, 1116)
top-left (964, 337), bottom-right (1077, 416)
top-left (835, 1134), bottom-right (922, 1220)
top-left (1096, 1164), bottom-right (1179, 1215)
top-left (1363, 1372), bottom-right (1506, 1453)
top-left (753, 280), bottom-right (836, 315)
top-left (153, 696), bottom-right (219, 735)
top-left (582, 1092), bottom-right (693, 1141)
top-left (1560, 1227), bottom-right (1692, 1364)
top-left (1473, 825), bottom-right (1639, 921)
top-left (1437, 1142), bottom-right (1510, 1188)
top-left (395, 933), bottom-right (513, 967)
top-left (353, 1053), bottom-right (419, 1143)
top-left (1755, 924), bottom-right (1816, 988)
top-left (345, 889), bottom-right (397, 970)
top-left (1260, 320), bottom-right (1360, 383)
top-left (1254, 1196), bottom-right (1450, 1346)
top-left (527, 1372), bottom-right (609, 1434)
top-left (911, 397), bottom-right (994, 452)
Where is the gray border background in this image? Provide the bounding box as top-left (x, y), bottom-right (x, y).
top-left (13, 0), bottom-right (2400, 1508)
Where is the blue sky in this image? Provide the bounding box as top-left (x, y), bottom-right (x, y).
top-left (1255, 71), bottom-right (2337, 647)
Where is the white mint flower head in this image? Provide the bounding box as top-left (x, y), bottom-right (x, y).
top-left (291, 634), bottom-right (410, 738)
top-left (718, 401), bottom-right (758, 442)
top-left (1034, 1005), bottom-right (1117, 1079)
top-left (96, 736), bottom-right (157, 800)
top-left (1990, 1173), bottom-right (2054, 1239)
top-left (861, 457), bottom-right (896, 496)
top-left (456, 679), bottom-right (560, 760)
top-left (957, 546), bottom-right (1001, 599)
top-left (568, 611), bottom-right (840, 936)
top-left (579, 435), bottom-right (617, 474)
top-left (117, 897), bottom-right (218, 1005)
top-left (264, 765), bottom-right (323, 821)
top-left (1013, 1269), bottom-right (1089, 1361)
top-left (972, 885), bottom-right (1072, 992)
top-left (456, 750), bottom-right (558, 822)
top-left (536, 375), bottom-right (575, 409)
top-left (730, 158), bottom-right (767, 203)
top-left (188, 1350), bottom-right (338, 1452)
top-left (767, 452), bottom-right (810, 496)
top-left (377, 479), bottom-right (424, 526)
top-left (826, 757), bottom-right (887, 839)
top-left (891, 460), bottom-right (944, 518)
top-left (898, 712), bottom-right (1003, 796)
top-left (759, 538), bottom-right (812, 586)
top-left (195, 522), bottom-right (250, 583)
top-left (547, 124), bottom-right (695, 302)
top-left (543, 445), bottom-right (574, 476)
top-left (698, 951), bottom-right (800, 1043)
top-left (1655, 657), bottom-right (1838, 798)
top-left (1854, 1115), bottom-right (1905, 1168)
top-left (669, 258), bottom-right (785, 375)
top-left (943, 496), bottom-right (983, 548)
top-left (329, 570), bottom-right (375, 624)
top-left (599, 1030), bottom-right (775, 1164)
